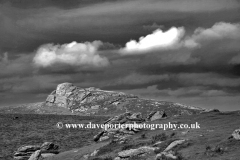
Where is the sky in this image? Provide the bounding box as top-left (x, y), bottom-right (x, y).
top-left (0, 0), bottom-right (240, 110)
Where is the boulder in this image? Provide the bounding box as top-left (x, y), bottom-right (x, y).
top-left (99, 136), bottom-right (110, 141)
top-left (118, 118), bottom-right (128, 124)
top-left (83, 154), bottom-right (90, 159)
top-left (14, 145), bottom-right (40, 160)
top-left (127, 112), bottom-right (144, 122)
top-left (164, 139), bottom-right (186, 152)
top-left (93, 131), bottom-right (105, 142)
top-left (14, 143), bottom-right (59, 160)
top-left (104, 112), bottom-right (132, 124)
top-left (14, 152), bottom-right (32, 157)
top-left (41, 153), bottom-right (56, 158)
top-left (28, 150), bottom-right (42, 160)
top-left (232, 129), bottom-right (240, 140)
top-left (90, 150), bottom-right (99, 156)
top-left (147, 111), bottom-right (167, 121)
top-left (14, 154), bottom-right (32, 160)
top-left (40, 142), bottom-right (59, 151)
top-left (155, 140), bottom-right (186, 160)
top-left (17, 145), bottom-right (40, 153)
top-left (129, 112), bottom-right (142, 119)
top-left (118, 146), bottom-right (157, 158)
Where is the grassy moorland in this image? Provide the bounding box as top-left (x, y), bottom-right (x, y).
top-left (46, 111), bottom-right (240, 160)
top-left (1, 111), bottom-right (240, 160)
top-left (0, 113), bottom-right (108, 160)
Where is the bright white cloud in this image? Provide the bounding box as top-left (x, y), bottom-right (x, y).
top-left (119, 22), bottom-right (240, 64)
top-left (120, 27), bottom-right (185, 54)
top-left (33, 41), bottom-right (109, 67)
top-left (184, 22), bottom-right (240, 48)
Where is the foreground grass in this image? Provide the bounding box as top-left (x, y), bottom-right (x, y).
top-left (1, 111), bottom-right (240, 160)
top-left (91, 112), bottom-right (240, 160)
top-left (0, 113), bottom-right (108, 160)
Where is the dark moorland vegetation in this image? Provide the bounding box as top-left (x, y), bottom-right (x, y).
top-left (1, 111), bottom-right (240, 160)
top-left (0, 113), bottom-right (108, 160)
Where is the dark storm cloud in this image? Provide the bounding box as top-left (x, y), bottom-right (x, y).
top-left (0, 52), bottom-right (33, 78)
top-left (0, 0), bottom-right (240, 110)
top-left (0, 0), bottom-right (121, 9)
top-left (99, 22), bottom-right (240, 111)
top-left (130, 22), bottom-right (240, 75)
top-left (143, 23), bottom-right (164, 31)
top-left (0, 0), bottom-right (240, 53)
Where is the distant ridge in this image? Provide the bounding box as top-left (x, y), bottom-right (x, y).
top-left (0, 83), bottom-right (207, 116)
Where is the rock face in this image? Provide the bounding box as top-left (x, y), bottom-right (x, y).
top-left (46, 83), bottom-right (76, 107)
top-left (45, 82), bottom-right (138, 115)
top-left (232, 129), bottom-right (240, 140)
top-left (1, 83), bottom-right (206, 115)
top-left (56, 82), bottom-right (75, 96)
top-left (14, 142), bottom-right (59, 160)
top-left (44, 82), bottom-right (204, 116)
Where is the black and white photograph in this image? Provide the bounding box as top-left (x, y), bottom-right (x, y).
top-left (0, 0), bottom-right (240, 159)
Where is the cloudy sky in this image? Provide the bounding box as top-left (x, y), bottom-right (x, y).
top-left (0, 0), bottom-right (240, 110)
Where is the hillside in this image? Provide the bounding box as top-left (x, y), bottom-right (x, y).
top-left (44, 111), bottom-right (240, 160)
top-left (2, 111), bottom-right (240, 160)
top-left (2, 83), bottom-right (238, 160)
top-left (0, 82), bottom-right (205, 117)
